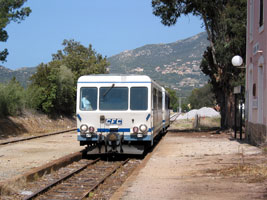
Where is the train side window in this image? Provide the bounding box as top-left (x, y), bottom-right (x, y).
top-left (80, 87), bottom-right (97, 111)
top-left (130, 87), bottom-right (148, 110)
top-left (165, 95), bottom-right (168, 110)
top-left (158, 91), bottom-right (162, 110)
top-left (153, 88), bottom-right (157, 110)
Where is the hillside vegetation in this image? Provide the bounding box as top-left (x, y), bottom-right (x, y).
top-left (108, 32), bottom-right (209, 95)
top-left (0, 40), bottom-right (108, 117)
top-left (0, 32), bottom-right (209, 96)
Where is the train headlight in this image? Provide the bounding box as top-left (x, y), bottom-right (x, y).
top-left (80, 124), bottom-right (88, 133)
top-left (139, 124), bottom-right (147, 133)
top-left (133, 126), bottom-right (139, 133)
top-left (88, 126), bottom-right (95, 133)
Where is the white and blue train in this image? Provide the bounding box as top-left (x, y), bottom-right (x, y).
top-left (76, 75), bottom-right (170, 154)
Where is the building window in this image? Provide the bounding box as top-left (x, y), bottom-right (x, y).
top-left (253, 83), bottom-right (256, 96)
top-left (259, 0), bottom-right (264, 27)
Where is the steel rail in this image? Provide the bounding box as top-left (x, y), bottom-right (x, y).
top-left (80, 158), bottom-right (130, 200)
top-left (23, 158), bottom-right (100, 200)
top-left (0, 128), bottom-right (76, 146)
top-left (170, 113), bottom-right (180, 122)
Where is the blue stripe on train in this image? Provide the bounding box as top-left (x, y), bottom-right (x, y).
top-left (77, 134), bottom-right (152, 141)
top-left (97, 128), bottom-right (130, 132)
top-left (77, 114), bottom-right (82, 121)
top-left (77, 128), bottom-right (154, 133)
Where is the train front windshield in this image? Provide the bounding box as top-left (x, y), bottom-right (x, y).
top-left (80, 86), bottom-right (148, 111)
top-left (100, 87), bottom-right (128, 110)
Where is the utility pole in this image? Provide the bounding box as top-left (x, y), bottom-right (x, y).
top-left (179, 97), bottom-right (182, 113)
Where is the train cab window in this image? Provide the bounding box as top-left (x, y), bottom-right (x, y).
top-left (100, 87), bottom-right (128, 110)
top-left (80, 87), bottom-right (97, 111)
top-left (130, 87), bottom-right (148, 110)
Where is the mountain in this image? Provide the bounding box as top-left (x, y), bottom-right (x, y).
top-left (0, 65), bottom-right (36, 87)
top-left (107, 32), bottom-right (209, 96)
top-left (0, 32), bottom-right (209, 95)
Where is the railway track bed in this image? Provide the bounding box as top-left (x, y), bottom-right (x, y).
top-left (0, 130), bottom-right (84, 184)
top-left (2, 156), bottom-right (141, 200)
top-left (0, 126), bottom-right (164, 199)
top-left (0, 128), bottom-right (76, 146)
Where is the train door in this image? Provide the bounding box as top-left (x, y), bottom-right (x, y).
top-left (152, 88), bottom-right (158, 136)
top-left (158, 90), bottom-right (163, 132)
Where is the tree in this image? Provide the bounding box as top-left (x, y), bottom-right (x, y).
top-left (29, 40), bottom-right (109, 115)
top-left (166, 88), bottom-right (178, 111)
top-left (0, 0), bottom-right (31, 61)
top-left (52, 39), bottom-right (108, 82)
top-left (188, 84), bottom-right (215, 109)
top-left (152, 0), bottom-right (246, 128)
top-left (0, 77), bottom-right (25, 117)
top-left (29, 62), bottom-right (76, 115)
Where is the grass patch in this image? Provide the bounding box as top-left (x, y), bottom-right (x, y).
top-left (171, 119), bottom-right (193, 130)
top-left (171, 117), bottom-right (221, 130)
top-left (207, 163), bottom-right (267, 183)
top-left (199, 117), bottom-right (220, 129)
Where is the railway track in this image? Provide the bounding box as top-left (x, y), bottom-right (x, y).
top-left (0, 128), bottom-right (76, 146)
top-left (170, 113), bottom-right (180, 122)
top-left (20, 158), bottom-right (131, 200)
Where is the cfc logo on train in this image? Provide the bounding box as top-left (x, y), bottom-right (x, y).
top-left (105, 118), bottom-right (122, 125)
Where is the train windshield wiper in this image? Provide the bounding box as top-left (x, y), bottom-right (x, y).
top-left (103, 83), bottom-right (115, 97)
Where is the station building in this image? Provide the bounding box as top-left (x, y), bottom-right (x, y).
top-left (246, 0), bottom-right (267, 145)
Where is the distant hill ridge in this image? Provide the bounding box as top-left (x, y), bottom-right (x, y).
top-left (0, 32), bottom-right (209, 95)
top-left (0, 65), bottom-right (35, 87)
top-left (107, 32), bottom-right (209, 95)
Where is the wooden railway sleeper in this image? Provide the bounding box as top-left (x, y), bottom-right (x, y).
top-left (23, 158), bottom-right (100, 200)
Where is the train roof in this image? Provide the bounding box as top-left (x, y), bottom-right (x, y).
top-left (78, 74), bottom-right (153, 83)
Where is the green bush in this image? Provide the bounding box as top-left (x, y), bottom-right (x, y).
top-left (0, 78), bottom-right (25, 117)
top-left (188, 84), bottom-right (216, 109)
top-left (29, 64), bottom-right (76, 116)
top-left (0, 85), bottom-right (8, 117)
top-left (25, 85), bottom-right (46, 111)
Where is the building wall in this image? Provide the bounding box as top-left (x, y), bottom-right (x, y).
top-left (246, 0), bottom-right (267, 145)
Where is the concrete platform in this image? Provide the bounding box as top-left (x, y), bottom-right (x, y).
top-left (111, 131), bottom-right (265, 200)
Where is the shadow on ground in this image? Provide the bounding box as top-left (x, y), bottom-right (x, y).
top-left (168, 127), bottom-right (220, 133)
top-left (0, 118), bottom-right (28, 139)
top-left (0, 111), bottom-right (76, 140)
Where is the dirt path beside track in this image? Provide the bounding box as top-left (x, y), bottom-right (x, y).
top-left (0, 131), bottom-right (83, 183)
top-left (111, 131), bottom-right (267, 200)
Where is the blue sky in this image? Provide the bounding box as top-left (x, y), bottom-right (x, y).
top-left (2, 0), bottom-right (204, 70)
